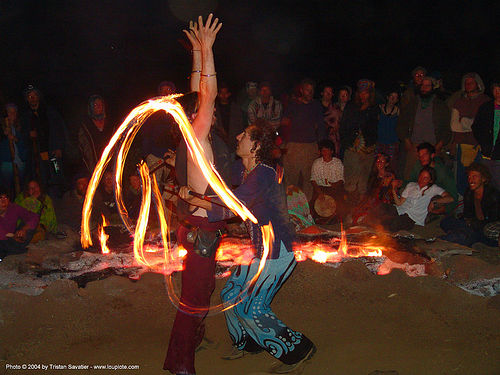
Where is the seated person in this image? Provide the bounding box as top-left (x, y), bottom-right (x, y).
top-left (0, 187), bottom-right (39, 259)
top-left (59, 173), bottom-right (90, 232)
top-left (310, 139), bottom-right (347, 221)
top-left (352, 153), bottom-right (395, 225)
top-left (440, 163), bottom-right (500, 247)
top-left (406, 142), bottom-right (457, 214)
top-left (368, 166), bottom-right (453, 232)
top-left (94, 170), bottom-right (121, 224)
top-left (15, 180), bottom-right (57, 241)
top-left (124, 173), bottom-right (142, 221)
top-left (286, 185), bottom-right (315, 231)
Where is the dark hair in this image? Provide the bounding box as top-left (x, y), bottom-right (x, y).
top-left (353, 89), bottom-right (375, 107)
top-left (259, 81), bottom-right (272, 90)
top-left (416, 142), bottom-right (436, 155)
top-left (0, 186), bottom-right (11, 200)
top-left (300, 78), bottom-right (315, 89)
top-left (367, 153), bottom-right (392, 193)
top-left (318, 139), bottom-right (335, 153)
top-left (419, 166), bottom-right (436, 186)
top-left (466, 162), bottom-right (491, 184)
top-left (23, 180), bottom-right (47, 204)
top-left (247, 124), bottom-right (277, 166)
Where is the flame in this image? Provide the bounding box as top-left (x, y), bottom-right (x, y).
top-left (98, 215), bottom-right (110, 254)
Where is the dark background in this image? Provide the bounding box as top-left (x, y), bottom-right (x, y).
top-left (1, 0), bottom-right (499, 127)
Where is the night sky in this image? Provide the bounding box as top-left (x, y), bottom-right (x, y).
top-left (1, 0), bottom-right (498, 124)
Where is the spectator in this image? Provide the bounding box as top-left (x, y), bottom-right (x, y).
top-left (450, 73), bottom-right (490, 194)
top-left (397, 76), bottom-right (451, 179)
top-left (20, 85), bottom-right (66, 197)
top-left (375, 166), bottom-right (453, 232)
top-left (94, 170), bottom-right (120, 224)
top-left (339, 79), bottom-right (379, 202)
top-left (247, 81), bottom-right (282, 129)
top-left (376, 90), bottom-right (400, 172)
top-left (237, 81), bottom-right (258, 125)
top-left (400, 66), bottom-right (427, 109)
top-left (0, 187), bottom-right (39, 259)
top-left (142, 81), bottom-right (182, 159)
top-left (320, 85), bottom-right (341, 157)
top-left (336, 85), bottom-right (352, 112)
top-left (78, 95), bottom-right (115, 173)
top-left (406, 142), bottom-right (457, 214)
top-left (124, 173), bottom-right (142, 221)
top-left (471, 82), bottom-right (500, 189)
top-left (59, 173), bottom-right (90, 232)
top-left (352, 153), bottom-right (395, 225)
top-left (281, 78), bottom-right (326, 200)
top-left (1, 103), bottom-right (27, 194)
top-left (286, 185), bottom-right (315, 231)
top-left (441, 163), bottom-right (500, 247)
top-left (15, 180), bottom-right (58, 241)
top-left (310, 139), bottom-right (347, 221)
top-left (215, 83), bottom-right (244, 152)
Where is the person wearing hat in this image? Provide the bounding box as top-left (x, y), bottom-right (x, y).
top-left (472, 82), bottom-right (500, 190)
top-left (339, 79), bottom-right (379, 203)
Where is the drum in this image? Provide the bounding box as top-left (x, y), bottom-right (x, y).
top-left (313, 194), bottom-right (337, 218)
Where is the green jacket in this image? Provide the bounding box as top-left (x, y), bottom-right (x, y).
top-left (15, 194), bottom-right (58, 233)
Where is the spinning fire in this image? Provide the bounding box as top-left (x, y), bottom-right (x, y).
top-left (80, 95), bottom-right (386, 314)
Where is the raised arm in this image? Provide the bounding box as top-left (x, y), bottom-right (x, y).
top-left (188, 14), bottom-right (222, 141)
top-left (184, 21), bottom-right (201, 93)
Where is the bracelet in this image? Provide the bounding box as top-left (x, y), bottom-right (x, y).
top-left (191, 70), bottom-right (201, 73)
top-left (191, 49), bottom-right (200, 53)
top-left (201, 73), bottom-right (217, 77)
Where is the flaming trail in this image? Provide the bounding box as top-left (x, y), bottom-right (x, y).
top-left (134, 162), bottom-right (153, 266)
top-left (98, 215), bottom-right (110, 254)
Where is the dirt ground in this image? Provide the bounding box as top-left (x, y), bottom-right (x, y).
top-left (1, 247), bottom-right (499, 375)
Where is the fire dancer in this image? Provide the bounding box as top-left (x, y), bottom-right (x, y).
top-left (179, 124), bottom-right (316, 374)
top-left (163, 14), bottom-right (226, 375)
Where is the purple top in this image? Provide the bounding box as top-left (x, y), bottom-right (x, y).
top-left (0, 203), bottom-right (39, 240)
top-left (284, 100), bottom-right (326, 143)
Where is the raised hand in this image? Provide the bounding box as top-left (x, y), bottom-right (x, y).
top-left (192, 13), bottom-right (222, 50)
top-left (183, 21), bottom-right (201, 51)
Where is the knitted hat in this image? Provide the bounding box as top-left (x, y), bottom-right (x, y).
top-left (357, 79), bottom-right (375, 92)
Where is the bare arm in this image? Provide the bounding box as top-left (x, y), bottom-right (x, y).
top-left (189, 14), bottom-right (222, 142)
top-left (183, 21), bottom-right (201, 93)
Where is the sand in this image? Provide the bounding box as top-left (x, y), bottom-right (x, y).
top-left (1, 253), bottom-right (500, 375)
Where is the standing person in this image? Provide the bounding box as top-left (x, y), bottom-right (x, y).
top-left (179, 124), bottom-right (316, 374)
top-left (1, 103), bottom-right (27, 194)
top-left (376, 90), bottom-right (400, 173)
top-left (450, 73), bottom-right (490, 194)
top-left (20, 85), bottom-right (66, 197)
top-left (339, 79), bottom-right (379, 203)
top-left (400, 66), bottom-right (427, 109)
top-left (247, 81), bottom-right (283, 129)
top-left (320, 85), bottom-right (341, 157)
top-left (78, 95), bottom-right (116, 174)
top-left (471, 82), bottom-right (500, 190)
top-left (215, 82), bottom-right (244, 152)
top-left (281, 79), bottom-right (326, 200)
top-left (163, 15), bottom-right (225, 375)
top-left (397, 76), bottom-right (451, 180)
